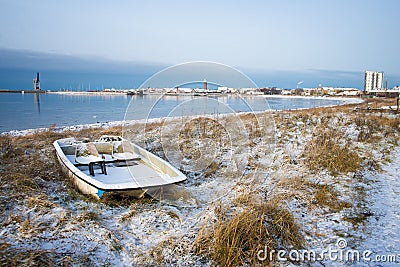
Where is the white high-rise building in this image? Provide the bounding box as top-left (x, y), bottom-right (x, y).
top-left (364, 71), bottom-right (384, 92)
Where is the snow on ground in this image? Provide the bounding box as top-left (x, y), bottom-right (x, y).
top-left (1, 103), bottom-right (399, 266)
top-left (355, 145), bottom-right (400, 266)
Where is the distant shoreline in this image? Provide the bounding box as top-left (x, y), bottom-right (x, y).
top-left (48, 91), bottom-right (128, 96)
top-left (0, 89), bottom-right (365, 101)
top-left (0, 89), bottom-right (46, 94)
top-left (0, 88), bottom-right (364, 108)
top-left (0, 90), bottom-right (127, 95)
top-left (261, 94), bottom-right (364, 104)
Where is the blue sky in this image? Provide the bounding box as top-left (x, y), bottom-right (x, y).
top-left (0, 0), bottom-right (399, 89)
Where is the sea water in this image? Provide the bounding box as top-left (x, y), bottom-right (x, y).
top-left (0, 93), bottom-right (346, 133)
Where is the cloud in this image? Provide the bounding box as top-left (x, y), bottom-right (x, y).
top-left (0, 48), bottom-right (166, 89)
top-left (0, 48), bottom-right (164, 74)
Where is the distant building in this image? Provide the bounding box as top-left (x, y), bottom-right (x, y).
top-left (260, 87), bottom-right (282, 95)
top-left (332, 87), bottom-right (361, 96)
top-left (33, 72), bottom-right (40, 91)
top-left (239, 88), bottom-right (263, 95)
top-left (364, 71), bottom-right (384, 93)
top-left (290, 86), bottom-right (361, 96)
top-left (203, 79), bottom-right (207, 91)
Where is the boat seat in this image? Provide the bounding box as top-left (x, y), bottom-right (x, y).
top-left (94, 142), bottom-right (113, 155)
top-left (112, 140), bottom-right (141, 161)
top-left (88, 161), bottom-right (107, 176)
top-left (75, 142), bottom-right (107, 176)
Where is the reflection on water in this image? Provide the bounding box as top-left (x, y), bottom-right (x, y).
top-left (33, 93), bottom-right (41, 114)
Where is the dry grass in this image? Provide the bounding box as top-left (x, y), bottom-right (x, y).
top-left (233, 188), bottom-right (258, 206)
top-left (194, 201), bottom-right (303, 266)
top-left (0, 244), bottom-right (87, 266)
top-left (182, 117), bottom-right (226, 138)
top-left (118, 206), bottom-right (138, 223)
top-left (302, 127), bottom-right (362, 176)
top-left (19, 219), bottom-right (34, 236)
top-left (204, 161), bottom-right (219, 178)
top-left (100, 192), bottom-right (154, 207)
top-left (355, 115), bottom-right (400, 142)
top-left (270, 175), bottom-right (352, 213)
top-left (343, 210), bottom-right (374, 225)
top-left (144, 120), bottom-right (165, 132)
top-left (0, 247), bottom-right (57, 267)
top-left (76, 211), bottom-right (99, 222)
top-left (27, 194), bottom-right (56, 211)
top-left (314, 184), bottom-right (352, 212)
top-left (239, 113), bottom-right (263, 139)
top-left (271, 175), bottom-right (314, 203)
top-left (147, 235), bottom-right (194, 266)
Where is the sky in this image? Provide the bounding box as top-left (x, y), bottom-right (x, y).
top-left (0, 0), bottom-right (399, 89)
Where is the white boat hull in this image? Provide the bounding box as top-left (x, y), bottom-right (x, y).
top-left (53, 137), bottom-right (186, 199)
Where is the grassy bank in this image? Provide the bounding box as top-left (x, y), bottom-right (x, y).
top-left (0, 98), bottom-right (399, 266)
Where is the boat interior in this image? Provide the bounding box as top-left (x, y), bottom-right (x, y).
top-left (58, 136), bottom-right (180, 187)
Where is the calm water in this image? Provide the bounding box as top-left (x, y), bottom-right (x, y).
top-left (0, 93), bottom-right (345, 133)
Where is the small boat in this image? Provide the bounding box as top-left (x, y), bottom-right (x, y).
top-left (53, 136), bottom-right (186, 199)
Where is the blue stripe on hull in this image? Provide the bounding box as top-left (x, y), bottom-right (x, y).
top-left (97, 189), bottom-right (105, 198)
